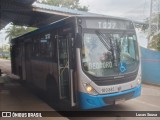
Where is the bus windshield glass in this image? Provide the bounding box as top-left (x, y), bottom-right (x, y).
top-left (81, 32), bottom-right (139, 77)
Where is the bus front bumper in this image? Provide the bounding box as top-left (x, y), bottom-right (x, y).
top-left (79, 85), bottom-right (141, 109)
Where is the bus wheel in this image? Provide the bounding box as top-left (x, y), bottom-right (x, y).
top-left (46, 77), bottom-right (59, 105)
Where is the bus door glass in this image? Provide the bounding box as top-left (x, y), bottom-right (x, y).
top-left (57, 35), bottom-right (70, 99)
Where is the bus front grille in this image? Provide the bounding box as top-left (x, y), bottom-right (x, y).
top-left (92, 74), bottom-right (137, 86)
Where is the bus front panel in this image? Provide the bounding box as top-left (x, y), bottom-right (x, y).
top-left (75, 17), bottom-right (141, 109)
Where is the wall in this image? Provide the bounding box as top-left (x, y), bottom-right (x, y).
top-left (141, 47), bottom-right (160, 85)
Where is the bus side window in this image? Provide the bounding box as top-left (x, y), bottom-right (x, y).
top-left (39, 33), bottom-right (52, 59)
top-left (14, 45), bottom-right (19, 57)
top-left (33, 39), bottom-right (39, 57)
top-left (39, 39), bottom-right (48, 57)
top-left (52, 36), bottom-right (57, 62)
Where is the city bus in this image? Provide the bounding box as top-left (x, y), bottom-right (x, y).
top-left (10, 15), bottom-right (141, 109)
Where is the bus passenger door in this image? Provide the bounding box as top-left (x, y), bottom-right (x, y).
top-left (57, 33), bottom-right (76, 107)
top-left (57, 35), bottom-right (70, 101)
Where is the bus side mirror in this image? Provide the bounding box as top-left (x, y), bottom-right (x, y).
top-left (75, 33), bottom-right (82, 48)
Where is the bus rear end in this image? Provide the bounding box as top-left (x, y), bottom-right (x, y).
top-left (75, 16), bottom-right (141, 109)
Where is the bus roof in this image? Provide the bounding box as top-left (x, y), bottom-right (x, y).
top-left (11, 15), bottom-right (132, 44)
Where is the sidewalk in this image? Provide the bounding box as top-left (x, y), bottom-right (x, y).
top-left (0, 75), bottom-right (68, 120)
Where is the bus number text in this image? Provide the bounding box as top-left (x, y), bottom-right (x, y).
top-left (102, 87), bottom-right (115, 93)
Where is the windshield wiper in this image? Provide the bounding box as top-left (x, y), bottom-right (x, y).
top-left (95, 30), bottom-right (121, 67)
top-left (95, 30), bottom-right (115, 66)
top-left (95, 30), bottom-right (111, 50)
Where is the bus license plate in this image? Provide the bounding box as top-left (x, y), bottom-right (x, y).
top-left (101, 87), bottom-right (115, 93)
top-left (115, 99), bottom-right (125, 104)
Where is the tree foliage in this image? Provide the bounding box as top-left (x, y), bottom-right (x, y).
top-left (148, 33), bottom-right (160, 51)
top-left (5, 24), bottom-right (36, 42)
top-left (147, 13), bottom-right (160, 50)
top-left (39, 0), bottom-right (88, 11)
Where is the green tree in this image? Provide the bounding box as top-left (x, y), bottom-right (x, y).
top-left (147, 13), bottom-right (160, 50)
top-left (148, 33), bottom-right (160, 51)
top-left (5, 23), bottom-right (36, 42)
top-left (39, 0), bottom-right (88, 11)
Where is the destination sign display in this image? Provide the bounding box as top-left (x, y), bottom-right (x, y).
top-left (85, 19), bottom-right (133, 30)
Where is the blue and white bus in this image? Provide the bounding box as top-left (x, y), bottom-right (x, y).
top-left (11, 15), bottom-right (141, 109)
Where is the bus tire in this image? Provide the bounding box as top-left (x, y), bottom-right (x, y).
top-left (46, 76), bottom-right (59, 104)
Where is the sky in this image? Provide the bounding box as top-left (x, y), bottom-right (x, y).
top-left (0, 24), bottom-right (10, 45)
top-left (80, 0), bottom-right (150, 21)
top-left (0, 30), bottom-right (7, 45)
top-left (0, 0), bottom-right (150, 46)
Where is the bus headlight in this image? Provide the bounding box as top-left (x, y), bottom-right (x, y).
top-left (83, 83), bottom-right (98, 95)
top-left (137, 79), bottom-right (141, 85)
top-left (137, 75), bottom-right (141, 85)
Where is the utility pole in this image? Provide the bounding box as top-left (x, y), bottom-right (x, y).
top-left (148, 0), bottom-right (160, 48)
top-left (148, 0), bottom-right (153, 47)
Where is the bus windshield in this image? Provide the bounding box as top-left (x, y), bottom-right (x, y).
top-left (81, 32), bottom-right (139, 77)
